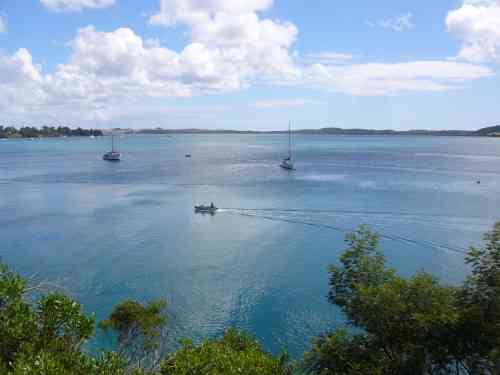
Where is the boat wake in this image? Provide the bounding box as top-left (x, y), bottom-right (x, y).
top-left (220, 208), bottom-right (470, 255)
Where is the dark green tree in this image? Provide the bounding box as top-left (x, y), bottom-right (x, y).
top-left (0, 263), bottom-right (36, 366)
top-left (161, 329), bottom-right (291, 375)
top-left (0, 263), bottom-right (98, 373)
top-left (455, 222), bottom-right (500, 373)
top-left (100, 299), bottom-right (167, 368)
top-left (36, 293), bottom-right (95, 353)
top-left (303, 224), bottom-right (500, 375)
top-left (303, 329), bottom-right (384, 375)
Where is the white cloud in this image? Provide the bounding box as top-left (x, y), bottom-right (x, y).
top-left (446, 0), bottom-right (500, 63)
top-left (41, 26), bottom-right (230, 102)
top-left (0, 24), bottom-right (296, 118)
top-left (0, 49), bottom-right (47, 113)
top-left (367, 13), bottom-right (414, 32)
top-left (304, 60), bottom-right (492, 96)
top-left (252, 99), bottom-right (322, 109)
top-left (0, 49), bottom-right (42, 85)
top-left (149, 0), bottom-right (300, 83)
top-left (149, 0), bottom-right (274, 26)
top-left (0, 16), bottom-right (7, 34)
top-left (54, 25), bottom-right (291, 97)
top-left (40, 0), bottom-right (115, 12)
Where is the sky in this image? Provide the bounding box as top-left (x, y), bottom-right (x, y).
top-left (0, 0), bottom-right (499, 130)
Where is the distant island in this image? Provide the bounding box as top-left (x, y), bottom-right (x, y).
top-left (0, 126), bottom-right (103, 139)
top-left (1, 125), bottom-right (499, 138)
top-left (132, 125), bottom-right (500, 137)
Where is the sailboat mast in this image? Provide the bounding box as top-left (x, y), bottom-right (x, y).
top-left (112, 134), bottom-right (115, 152)
top-left (288, 121), bottom-right (292, 160)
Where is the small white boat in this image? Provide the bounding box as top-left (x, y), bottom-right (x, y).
top-left (280, 157), bottom-right (294, 170)
top-left (194, 203), bottom-right (218, 214)
top-left (103, 134), bottom-right (121, 161)
top-left (280, 121), bottom-right (295, 170)
top-left (185, 153), bottom-right (191, 158)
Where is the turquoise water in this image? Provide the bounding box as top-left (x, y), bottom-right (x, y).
top-left (1, 134), bottom-right (499, 356)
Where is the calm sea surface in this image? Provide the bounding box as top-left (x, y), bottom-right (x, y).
top-left (1, 134), bottom-right (499, 356)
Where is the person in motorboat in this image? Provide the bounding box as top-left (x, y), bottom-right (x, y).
top-left (195, 203), bottom-right (217, 213)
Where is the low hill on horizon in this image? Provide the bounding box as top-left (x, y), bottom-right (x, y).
top-left (133, 125), bottom-right (500, 137)
top-left (475, 125), bottom-right (500, 136)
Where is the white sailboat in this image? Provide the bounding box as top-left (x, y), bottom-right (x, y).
top-left (280, 121), bottom-right (295, 170)
top-left (103, 134), bottom-right (121, 161)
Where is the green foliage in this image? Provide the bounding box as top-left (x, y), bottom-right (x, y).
top-left (328, 225), bottom-right (395, 324)
top-left (0, 262), bottom-right (169, 373)
top-left (9, 350), bottom-right (153, 375)
top-left (304, 222), bottom-right (500, 375)
top-left (11, 350), bottom-right (95, 375)
top-left (0, 263), bottom-right (37, 366)
top-left (303, 329), bottom-right (383, 375)
top-left (462, 222), bottom-right (500, 319)
top-left (0, 263), bottom-right (115, 374)
top-left (455, 221), bottom-right (500, 373)
top-left (0, 126), bottom-right (102, 138)
top-left (355, 272), bottom-right (458, 343)
top-left (37, 293), bottom-right (95, 353)
top-left (100, 299), bottom-right (167, 367)
top-left (161, 329), bottom-right (290, 375)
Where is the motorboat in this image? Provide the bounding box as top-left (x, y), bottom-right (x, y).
top-left (194, 204), bottom-right (218, 214)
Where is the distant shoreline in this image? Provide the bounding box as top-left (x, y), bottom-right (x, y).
top-left (1, 125), bottom-right (499, 138)
top-left (130, 126), bottom-right (500, 137)
top-left (0, 126), bottom-right (103, 139)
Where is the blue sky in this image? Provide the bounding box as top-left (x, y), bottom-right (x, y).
top-left (0, 0), bottom-right (499, 130)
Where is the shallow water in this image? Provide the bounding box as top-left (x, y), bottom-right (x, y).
top-left (1, 134), bottom-right (499, 356)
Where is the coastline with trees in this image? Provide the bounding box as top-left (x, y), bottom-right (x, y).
top-left (0, 126), bottom-right (103, 139)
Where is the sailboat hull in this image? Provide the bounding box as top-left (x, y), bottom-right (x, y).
top-left (103, 151), bottom-right (121, 161)
top-left (280, 160), bottom-right (294, 170)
